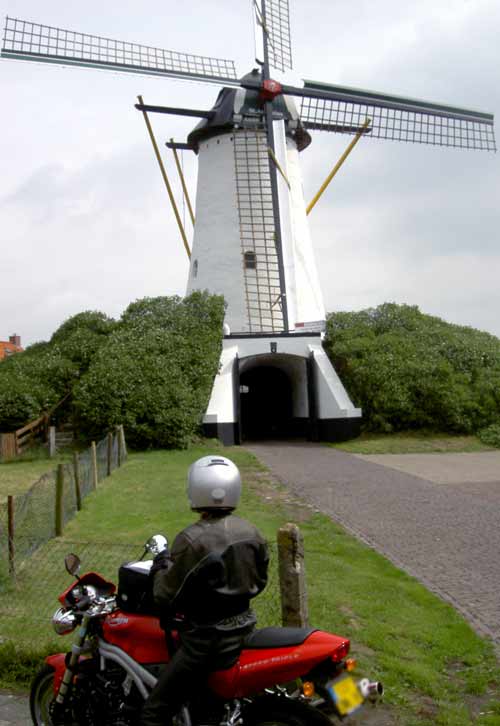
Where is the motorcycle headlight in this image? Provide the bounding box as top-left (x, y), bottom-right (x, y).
top-left (52, 607), bottom-right (77, 635)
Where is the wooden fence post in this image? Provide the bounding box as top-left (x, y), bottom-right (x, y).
top-left (277, 523), bottom-right (309, 627)
top-left (55, 464), bottom-right (64, 537)
top-left (119, 425), bottom-right (127, 461)
top-left (91, 441), bottom-right (98, 490)
top-left (107, 432), bottom-right (113, 476)
top-left (48, 426), bottom-right (57, 458)
top-left (73, 452), bottom-right (82, 511)
top-left (8, 495), bottom-right (15, 578)
top-left (0, 433), bottom-right (17, 461)
top-left (116, 426), bottom-right (122, 467)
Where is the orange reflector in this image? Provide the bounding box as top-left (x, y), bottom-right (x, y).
top-left (302, 681), bottom-right (315, 698)
top-left (345, 658), bottom-right (357, 672)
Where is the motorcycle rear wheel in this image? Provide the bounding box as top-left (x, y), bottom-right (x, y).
top-left (246, 714), bottom-right (306, 726)
top-left (244, 696), bottom-right (333, 726)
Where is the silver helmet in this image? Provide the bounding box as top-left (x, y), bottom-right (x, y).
top-left (187, 455), bottom-right (242, 511)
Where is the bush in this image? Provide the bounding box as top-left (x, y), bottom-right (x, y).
top-left (477, 423), bottom-right (500, 448)
top-left (0, 312), bottom-right (116, 431)
top-left (50, 311), bottom-right (117, 371)
top-left (73, 292), bottom-right (225, 449)
top-left (324, 303), bottom-right (500, 434)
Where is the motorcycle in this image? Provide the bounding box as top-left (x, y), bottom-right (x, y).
top-left (30, 535), bottom-right (383, 725)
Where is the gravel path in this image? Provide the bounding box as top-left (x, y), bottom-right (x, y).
top-left (246, 442), bottom-right (500, 651)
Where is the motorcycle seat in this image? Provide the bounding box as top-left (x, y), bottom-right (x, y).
top-left (243, 626), bottom-right (317, 649)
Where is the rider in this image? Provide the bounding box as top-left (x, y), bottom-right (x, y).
top-left (140, 455), bottom-right (269, 726)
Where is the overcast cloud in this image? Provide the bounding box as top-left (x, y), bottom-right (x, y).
top-left (1, 0), bottom-right (499, 346)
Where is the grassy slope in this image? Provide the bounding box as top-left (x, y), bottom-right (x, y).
top-left (1, 445), bottom-right (499, 725)
top-left (0, 450), bottom-right (69, 502)
top-left (330, 432), bottom-right (493, 455)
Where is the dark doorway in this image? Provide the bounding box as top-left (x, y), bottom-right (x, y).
top-left (240, 365), bottom-right (293, 440)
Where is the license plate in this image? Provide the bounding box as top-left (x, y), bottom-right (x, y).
top-left (328, 675), bottom-right (364, 716)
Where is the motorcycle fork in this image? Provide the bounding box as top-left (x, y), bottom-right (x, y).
top-left (55, 613), bottom-right (90, 706)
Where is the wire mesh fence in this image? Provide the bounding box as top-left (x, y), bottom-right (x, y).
top-left (0, 537), bottom-right (282, 647)
top-left (0, 428), bottom-right (126, 585)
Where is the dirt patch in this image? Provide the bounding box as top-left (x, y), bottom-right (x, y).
top-left (246, 469), bottom-right (318, 523)
top-left (338, 605), bottom-right (364, 632)
top-left (347, 702), bottom-right (400, 725)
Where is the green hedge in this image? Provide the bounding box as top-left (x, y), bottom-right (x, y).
top-left (324, 303), bottom-right (500, 433)
top-left (72, 292), bottom-right (225, 449)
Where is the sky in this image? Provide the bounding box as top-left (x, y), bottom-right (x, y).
top-left (1, 0), bottom-right (499, 347)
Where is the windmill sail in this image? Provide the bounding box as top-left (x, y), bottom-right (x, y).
top-left (298, 80), bottom-right (496, 151)
top-left (253, 0), bottom-right (292, 72)
top-left (1, 17), bottom-right (239, 86)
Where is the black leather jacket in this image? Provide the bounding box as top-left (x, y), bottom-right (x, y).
top-left (153, 513), bottom-right (269, 628)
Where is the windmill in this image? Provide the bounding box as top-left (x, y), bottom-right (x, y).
top-left (2, 3), bottom-right (495, 445)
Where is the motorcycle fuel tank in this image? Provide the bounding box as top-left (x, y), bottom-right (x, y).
top-left (103, 610), bottom-right (169, 663)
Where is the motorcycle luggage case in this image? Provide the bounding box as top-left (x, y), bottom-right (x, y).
top-left (117, 560), bottom-right (157, 614)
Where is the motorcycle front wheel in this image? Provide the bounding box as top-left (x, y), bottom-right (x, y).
top-left (30, 664), bottom-right (57, 726)
top-left (30, 664), bottom-right (77, 726)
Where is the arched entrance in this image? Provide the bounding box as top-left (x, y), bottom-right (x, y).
top-left (240, 365), bottom-right (293, 440)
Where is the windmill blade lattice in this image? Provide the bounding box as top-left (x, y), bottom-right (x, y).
top-left (298, 81), bottom-right (496, 151)
top-left (1, 17), bottom-right (239, 85)
top-left (255, 0), bottom-right (292, 72)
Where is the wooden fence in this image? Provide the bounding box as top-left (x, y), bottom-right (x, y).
top-left (5, 426), bottom-right (127, 579)
top-left (0, 393), bottom-right (71, 460)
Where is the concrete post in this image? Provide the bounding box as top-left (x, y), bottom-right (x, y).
top-left (277, 523), bottom-right (309, 627)
top-left (48, 426), bottom-right (57, 458)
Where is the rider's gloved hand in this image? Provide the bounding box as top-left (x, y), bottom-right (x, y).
top-left (150, 550), bottom-right (170, 578)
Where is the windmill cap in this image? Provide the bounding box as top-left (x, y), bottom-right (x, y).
top-left (187, 71), bottom-right (311, 153)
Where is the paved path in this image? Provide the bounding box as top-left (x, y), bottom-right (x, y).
top-left (0, 690), bottom-right (30, 725)
top-left (246, 443), bottom-right (500, 650)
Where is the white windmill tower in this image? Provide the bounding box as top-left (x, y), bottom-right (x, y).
top-left (2, 2), bottom-right (495, 445)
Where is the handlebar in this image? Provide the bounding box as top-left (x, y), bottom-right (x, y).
top-left (75, 596), bottom-right (92, 611)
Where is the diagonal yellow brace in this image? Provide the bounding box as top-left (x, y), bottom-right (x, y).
top-left (268, 146), bottom-right (291, 190)
top-left (137, 95), bottom-right (191, 260)
top-left (306, 117), bottom-right (371, 216)
top-left (170, 138), bottom-right (195, 227)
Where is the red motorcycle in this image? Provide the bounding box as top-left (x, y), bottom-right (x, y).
top-left (31, 535), bottom-right (383, 725)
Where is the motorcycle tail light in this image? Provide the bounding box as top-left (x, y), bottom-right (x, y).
top-left (331, 640), bottom-right (350, 662)
top-left (52, 607), bottom-right (77, 635)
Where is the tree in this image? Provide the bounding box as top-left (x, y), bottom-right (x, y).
top-left (324, 303), bottom-right (500, 433)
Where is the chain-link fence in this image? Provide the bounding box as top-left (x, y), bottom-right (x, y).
top-left (0, 428), bottom-right (126, 586)
top-left (0, 537), bottom-right (282, 647)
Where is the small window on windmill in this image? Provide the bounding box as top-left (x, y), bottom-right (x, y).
top-left (192, 259), bottom-right (198, 278)
top-left (244, 251), bottom-right (257, 270)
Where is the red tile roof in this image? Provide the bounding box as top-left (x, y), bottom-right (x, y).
top-left (0, 340), bottom-right (23, 360)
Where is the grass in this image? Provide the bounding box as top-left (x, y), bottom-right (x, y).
top-left (1, 444), bottom-right (499, 725)
top-left (0, 447), bottom-right (70, 502)
top-left (330, 431), bottom-right (493, 455)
